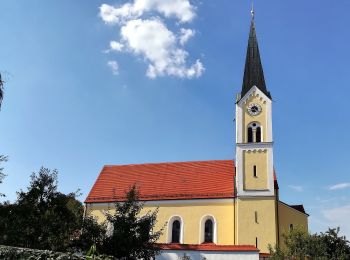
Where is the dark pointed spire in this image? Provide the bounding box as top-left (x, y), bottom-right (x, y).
top-left (241, 10), bottom-right (271, 100)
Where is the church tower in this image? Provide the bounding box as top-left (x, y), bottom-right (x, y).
top-left (235, 10), bottom-right (278, 251)
top-left (235, 8), bottom-right (274, 197)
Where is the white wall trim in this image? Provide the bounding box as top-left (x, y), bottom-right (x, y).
top-left (237, 85), bottom-right (271, 106)
top-left (156, 250), bottom-right (259, 260)
top-left (236, 142), bottom-right (273, 148)
top-left (236, 101), bottom-right (243, 143)
top-left (198, 214), bottom-right (218, 244)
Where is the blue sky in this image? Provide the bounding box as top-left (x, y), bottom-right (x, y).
top-left (1, 0), bottom-right (350, 238)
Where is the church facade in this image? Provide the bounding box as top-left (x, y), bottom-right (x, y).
top-left (85, 14), bottom-right (308, 259)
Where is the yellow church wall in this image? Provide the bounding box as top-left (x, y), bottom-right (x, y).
top-left (242, 94), bottom-right (267, 143)
top-left (243, 150), bottom-right (268, 190)
top-left (236, 197), bottom-right (277, 253)
top-left (278, 201), bottom-right (308, 247)
top-left (87, 199), bottom-right (235, 245)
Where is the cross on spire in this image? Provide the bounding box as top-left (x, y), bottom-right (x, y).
top-left (251, 2), bottom-right (254, 20)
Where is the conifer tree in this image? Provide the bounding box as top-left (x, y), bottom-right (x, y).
top-left (102, 185), bottom-right (163, 259)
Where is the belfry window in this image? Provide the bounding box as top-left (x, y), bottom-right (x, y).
top-left (171, 220), bottom-right (181, 243)
top-left (248, 127), bottom-right (253, 143)
top-left (256, 127), bottom-right (261, 142)
top-left (204, 219), bottom-right (213, 243)
top-left (247, 122), bottom-right (262, 143)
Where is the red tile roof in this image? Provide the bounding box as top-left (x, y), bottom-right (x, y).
top-left (85, 160), bottom-right (236, 203)
top-left (158, 243), bottom-right (259, 252)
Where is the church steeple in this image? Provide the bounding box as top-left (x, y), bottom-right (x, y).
top-left (235, 6), bottom-right (275, 198)
top-left (241, 12), bottom-right (271, 100)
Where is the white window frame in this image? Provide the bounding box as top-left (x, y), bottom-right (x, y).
top-left (247, 121), bottom-right (263, 142)
top-left (199, 215), bottom-right (217, 244)
top-left (167, 215), bottom-right (184, 243)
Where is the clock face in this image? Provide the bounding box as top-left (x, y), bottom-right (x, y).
top-left (247, 103), bottom-right (262, 116)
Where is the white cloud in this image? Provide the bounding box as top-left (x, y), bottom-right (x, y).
top-left (110, 41), bottom-right (124, 52)
top-left (120, 18), bottom-right (203, 79)
top-left (100, 3), bottom-right (135, 25)
top-left (107, 60), bottom-right (119, 75)
top-left (179, 28), bottom-right (195, 45)
top-left (99, 0), bottom-right (203, 79)
top-left (288, 185), bottom-right (303, 192)
top-left (323, 204), bottom-right (350, 238)
top-left (328, 183), bottom-right (350, 191)
top-left (100, 0), bottom-right (195, 25)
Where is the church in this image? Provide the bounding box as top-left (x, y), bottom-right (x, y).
top-left (85, 11), bottom-right (308, 260)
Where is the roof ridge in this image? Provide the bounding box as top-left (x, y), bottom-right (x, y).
top-left (103, 159), bottom-right (234, 168)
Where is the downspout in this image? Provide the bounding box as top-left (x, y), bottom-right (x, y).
top-left (275, 188), bottom-right (280, 246)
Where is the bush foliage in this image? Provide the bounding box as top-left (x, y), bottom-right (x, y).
top-left (0, 245), bottom-right (113, 260)
top-left (269, 226), bottom-right (350, 260)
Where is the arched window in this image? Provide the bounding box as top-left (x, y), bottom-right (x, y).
top-left (167, 216), bottom-right (183, 244)
top-left (248, 127), bottom-right (253, 143)
top-left (199, 215), bottom-right (217, 244)
top-left (256, 127), bottom-right (261, 143)
top-left (247, 122), bottom-right (262, 143)
top-left (171, 220), bottom-right (181, 243)
top-left (204, 219), bottom-right (213, 243)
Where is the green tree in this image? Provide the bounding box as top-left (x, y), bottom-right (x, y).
top-left (102, 185), bottom-right (163, 259)
top-left (306, 233), bottom-right (328, 258)
top-left (0, 73), bottom-right (4, 109)
top-left (70, 215), bottom-right (107, 252)
top-left (269, 227), bottom-right (325, 260)
top-left (283, 226), bottom-right (312, 259)
top-left (0, 73), bottom-right (7, 197)
top-left (320, 227), bottom-right (350, 259)
top-left (0, 167), bottom-right (84, 251)
top-left (0, 155), bottom-right (7, 197)
top-left (269, 226), bottom-right (350, 259)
